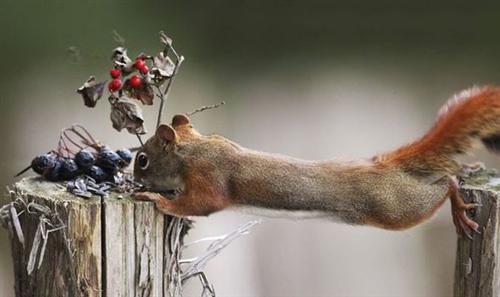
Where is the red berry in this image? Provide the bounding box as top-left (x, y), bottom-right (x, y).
top-left (108, 79), bottom-right (122, 92)
top-left (128, 75), bottom-right (142, 88)
top-left (139, 65), bottom-right (149, 74)
top-left (134, 59), bottom-right (146, 70)
top-left (110, 68), bottom-right (121, 78)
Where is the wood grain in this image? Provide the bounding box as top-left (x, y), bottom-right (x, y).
top-left (454, 171), bottom-right (500, 297)
top-left (3, 177), bottom-right (188, 297)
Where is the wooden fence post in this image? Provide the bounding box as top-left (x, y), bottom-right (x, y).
top-left (1, 177), bottom-right (190, 297)
top-left (454, 169), bottom-right (500, 297)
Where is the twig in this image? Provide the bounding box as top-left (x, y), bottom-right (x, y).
top-left (187, 101), bottom-right (226, 117)
top-left (27, 217), bottom-right (43, 275)
top-left (112, 30), bottom-right (125, 46)
top-left (10, 204), bottom-right (25, 248)
top-left (14, 165), bottom-right (32, 178)
top-left (71, 124), bottom-right (98, 147)
top-left (181, 220), bottom-right (261, 283)
top-left (156, 56), bottom-right (184, 129)
top-left (136, 134), bottom-right (144, 147)
top-left (155, 86), bottom-right (166, 129)
top-left (183, 235), bottom-right (227, 249)
top-left (195, 271), bottom-right (216, 297)
top-left (58, 124), bottom-right (99, 157)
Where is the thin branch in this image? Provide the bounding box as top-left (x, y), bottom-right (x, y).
top-left (181, 220), bottom-right (261, 283)
top-left (27, 218), bottom-right (43, 275)
top-left (71, 124), bottom-right (98, 146)
top-left (156, 55), bottom-right (185, 129)
top-left (187, 101), bottom-right (225, 117)
top-left (183, 235), bottom-right (227, 249)
top-left (10, 204), bottom-right (24, 248)
top-left (136, 134), bottom-right (144, 147)
top-left (112, 30), bottom-right (125, 46)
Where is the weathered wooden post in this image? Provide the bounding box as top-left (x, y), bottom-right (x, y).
top-left (1, 177), bottom-right (190, 297)
top-left (454, 169), bottom-right (500, 297)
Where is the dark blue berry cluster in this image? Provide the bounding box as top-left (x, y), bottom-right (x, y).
top-left (31, 147), bottom-right (132, 183)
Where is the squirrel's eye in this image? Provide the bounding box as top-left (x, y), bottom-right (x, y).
top-left (137, 152), bottom-right (149, 170)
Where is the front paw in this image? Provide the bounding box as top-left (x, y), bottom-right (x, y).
top-left (133, 191), bottom-right (162, 202)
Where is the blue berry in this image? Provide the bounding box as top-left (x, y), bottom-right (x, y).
top-left (100, 163), bottom-right (119, 176)
top-left (59, 158), bottom-right (80, 180)
top-left (43, 158), bottom-right (63, 181)
top-left (98, 146), bottom-right (121, 169)
top-left (75, 149), bottom-right (95, 169)
top-left (86, 165), bottom-right (108, 183)
top-left (116, 149), bottom-right (132, 167)
top-left (31, 153), bottom-right (57, 175)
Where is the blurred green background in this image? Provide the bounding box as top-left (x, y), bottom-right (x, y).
top-left (2, 1), bottom-right (500, 296)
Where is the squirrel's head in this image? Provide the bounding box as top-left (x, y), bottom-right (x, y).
top-left (133, 114), bottom-right (199, 197)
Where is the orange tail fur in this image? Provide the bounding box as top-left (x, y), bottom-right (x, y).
top-left (378, 86), bottom-right (500, 176)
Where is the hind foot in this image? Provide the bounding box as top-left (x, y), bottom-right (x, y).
top-left (448, 177), bottom-right (480, 239)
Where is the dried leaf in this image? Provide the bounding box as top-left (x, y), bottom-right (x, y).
top-left (152, 52), bottom-right (175, 82)
top-left (111, 46), bottom-right (131, 65)
top-left (123, 81), bottom-right (155, 105)
top-left (77, 76), bottom-right (107, 108)
top-left (111, 46), bottom-right (134, 73)
top-left (109, 97), bottom-right (147, 134)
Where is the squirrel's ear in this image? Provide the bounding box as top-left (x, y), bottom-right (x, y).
top-left (172, 114), bottom-right (190, 128)
top-left (156, 124), bottom-right (178, 144)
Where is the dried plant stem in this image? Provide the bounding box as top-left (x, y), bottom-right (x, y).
top-left (181, 220), bottom-right (261, 283)
top-left (156, 86), bottom-right (166, 129)
top-left (58, 124), bottom-right (100, 158)
top-left (135, 133), bottom-right (144, 146)
top-left (112, 30), bottom-right (125, 46)
top-left (187, 101), bottom-right (226, 117)
top-left (156, 56), bottom-right (184, 129)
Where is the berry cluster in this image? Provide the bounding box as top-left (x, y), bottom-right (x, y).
top-left (31, 147), bottom-right (132, 183)
top-left (16, 125), bottom-right (134, 185)
top-left (77, 31), bottom-right (184, 136)
top-left (107, 57), bottom-right (149, 93)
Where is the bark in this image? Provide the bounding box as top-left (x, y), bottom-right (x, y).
top-left (2, 177), bottom-right (190, 297)
top-left (454, 169), bottom-right (500, 297)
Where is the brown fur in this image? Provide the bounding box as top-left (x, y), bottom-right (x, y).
top-left (134, 86), bottom-right (500, 230)
top-left (377, 86), bottom-right (500, 176)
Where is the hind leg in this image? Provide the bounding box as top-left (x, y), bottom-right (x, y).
top-left (448, 177), bottom-right (480, 238)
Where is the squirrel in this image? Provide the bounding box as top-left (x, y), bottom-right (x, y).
top-left (134, 86), bottom-right (500, 237)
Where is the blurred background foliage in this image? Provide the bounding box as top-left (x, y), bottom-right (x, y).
top-left (2, 1), bottom-right (500, 296)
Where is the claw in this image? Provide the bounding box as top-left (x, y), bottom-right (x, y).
top-left (448, 177), bottom-right (481, 238)
top-left (133, 191), bottom-right (161, 202)
top-left (457, 218), bottom-right (472, 239)
top-left (453, 206), bottom-right (480, 236)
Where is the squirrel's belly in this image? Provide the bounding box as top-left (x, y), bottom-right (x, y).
top-left (234, 205), bottom-right (342, 221)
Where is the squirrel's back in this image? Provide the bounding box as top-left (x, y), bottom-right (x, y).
top-left (377, 86), bottom-right (500, 176)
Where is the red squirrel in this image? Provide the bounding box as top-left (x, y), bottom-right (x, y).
top-left (134, 86), bottom-right (500, 237)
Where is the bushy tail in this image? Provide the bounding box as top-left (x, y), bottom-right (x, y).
top-left (378, 86), bottom-right (500, 176)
